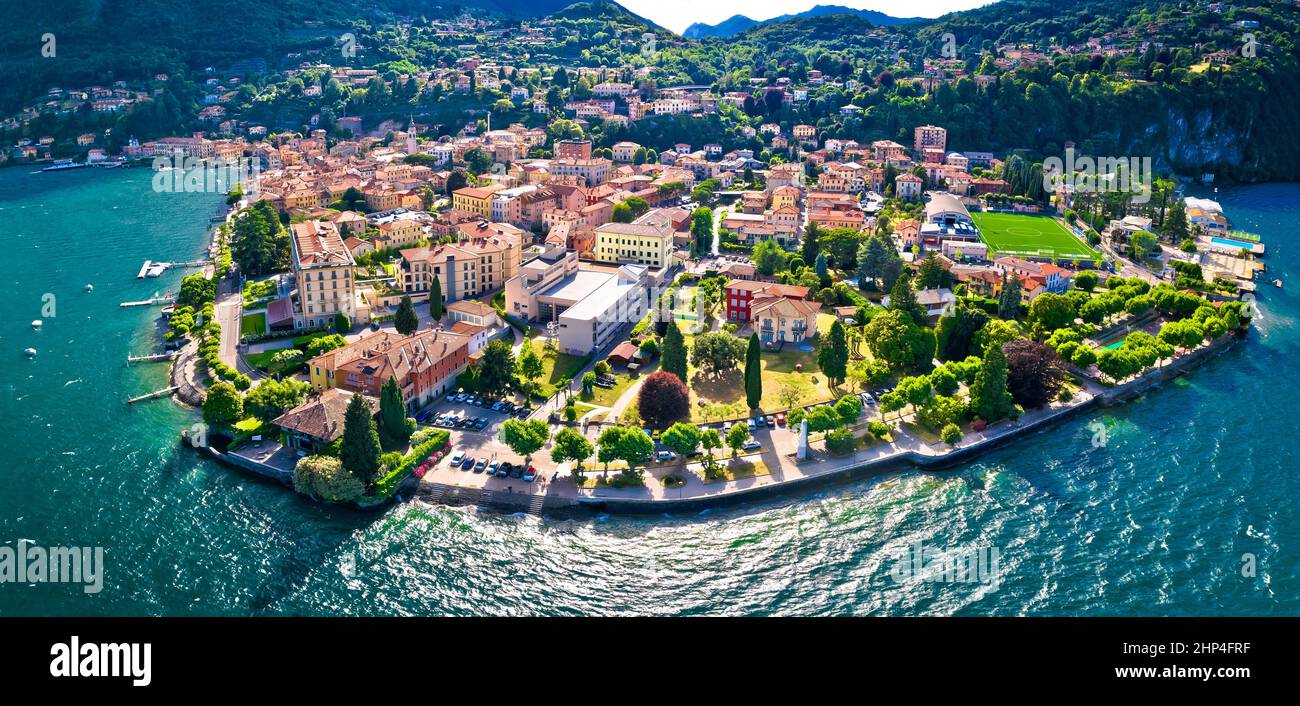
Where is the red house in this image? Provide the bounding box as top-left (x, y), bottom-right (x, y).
top-left (724, 280), bottom-right (810, 322)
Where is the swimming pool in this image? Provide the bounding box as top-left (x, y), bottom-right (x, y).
top-left (1211, 237), bottom-right (1256, 250)
top-left (1102, 339), bottom-right (1126, 350)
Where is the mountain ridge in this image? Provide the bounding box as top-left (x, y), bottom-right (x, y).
top-left (682, 4), bottom-right (919, 39)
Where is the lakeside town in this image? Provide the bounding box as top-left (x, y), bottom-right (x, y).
top-left (11, 2), bottom-right (1269, 513)
top-left (135, 117), bottom-right (1257, 513)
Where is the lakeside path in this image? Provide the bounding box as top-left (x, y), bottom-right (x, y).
top-left (412, 330), bottom-right (1241, 515)
top-left (414, 370), bottom-right (1107, 511)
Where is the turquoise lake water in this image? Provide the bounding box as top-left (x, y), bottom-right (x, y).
top-left (1, 168), bottom-right (1297, 616)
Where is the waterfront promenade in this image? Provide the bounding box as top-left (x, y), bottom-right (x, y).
top-left (411, 330), bottom-right (1240, 515)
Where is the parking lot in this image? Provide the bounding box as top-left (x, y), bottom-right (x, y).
top-left (417, 392), bottom-right (533, 436)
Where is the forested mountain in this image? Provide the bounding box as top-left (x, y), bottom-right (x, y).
top-left (1, 0), bottom-right (1298, 182)
top-left (684, 5), bottom-right (919, 39)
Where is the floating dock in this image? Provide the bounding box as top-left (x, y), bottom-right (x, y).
top-left (127, 352), bottom-right (177, 363)
top-left (127, 386), bottom-right (179, 404)
top-left (120, 296), bottom-right (172, 307)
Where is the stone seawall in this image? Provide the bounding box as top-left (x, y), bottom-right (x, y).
top-left (581, 329), bottom-right (1245, 516)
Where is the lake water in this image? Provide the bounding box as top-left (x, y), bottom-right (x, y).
top-left (1, 168), bottom-right (1296, 616)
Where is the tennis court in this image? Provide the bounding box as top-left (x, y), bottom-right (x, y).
top-left (972, 212), bottom-right (1102, 261)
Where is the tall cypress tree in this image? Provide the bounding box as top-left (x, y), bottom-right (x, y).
top-left (395, 295), bottom-right (419, 335)
top-left (888, 272), bottom-right (927, 326)
top-left (428, 278), bottom-right (444, 321)
top-left (800, 221), bottom-right (821, 264)
top-left (998, 272), bottom-right (1022, 320)
top-left (744, 333), bottom-right (762, 409)
top-left (340, 392), bottom-right (382, 485)
top-left (818, 320), bottom-right (849, 388)
top-left (662, 321), bottom-right (688, 384)
top-left (970, 341), bottom-right (1014, 423)
top-left (379, 377), bottom-right (409, 444)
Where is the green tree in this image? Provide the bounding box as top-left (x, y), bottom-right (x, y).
top-left (1028, 292), bottom-right (1077, 333)
top-left (551, 427), bottom-right (594, 476)
top-left (800, 221), bottom-right (821, 264)
top-left (725, 422), bottom-right (751, 457)
top-left (501, 418), bottom-right (550, 462)
top-left (292, 455), bottom-right (364, 502)
top-left (661, 321), bottom-right (689, 383)
top-left (1074, 270), bottom-right (1099, 292)
top-left (428, 277), bottom-right (444, 320)
top-left (333, 312), bottom-right (351, 333)
top-left (661, 422), bottom-right (702, 458)
top-left (394, 295), bottom-right (419, 335)
top-left (888, 273), bottom-right (928, 326)
top-left (916, 252), bottom-right (953, 289)
top-left (477, 339), bottom-right (516, 396)
top-left (203, 381), bottom-right (243, 425)
top-left (864, 309), bottom-right (934, 370)
top-left (243, 377), bottom-right (308, 421)
top-left (817, 320), bottom-right (850, 387)
top-left (379, 377), bottom-right (412, 445)
top-left (744, 333), bottom-right (762, 409)
top-left (940, 423), bottom-right (962, 446)
top-left (970, 342), bottom-right (1014, 423)
top-left (339, 392), bottom-right (381, 484)
top-left (997, 273), bottom-right (1022, 320)
top-left (517, 344), bottom-right (545, 397)
top-left (691, 331), bottom-right (745, 377)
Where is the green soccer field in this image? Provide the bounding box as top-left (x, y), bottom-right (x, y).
top-left (972, 212), bottom-right (1102, 261)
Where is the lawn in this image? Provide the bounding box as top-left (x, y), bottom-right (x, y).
top-left (523, 339), bottom-right (587, 397)
top-left (971, 212), bottom-right (1102, 261)
top-left (690, 345), bottom-right (835, 422)
top-left (698, 458), bottom-right (771, 484)
top-left (240, 312), bottom-right (267, 336)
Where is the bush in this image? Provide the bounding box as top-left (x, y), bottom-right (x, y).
top-left (868, 421), bottom-right (890, 439)
top-left (292, 455), bottom-right (364, 502)
top-left (825, 428), bottom-right (856, 455)
top-left (940, 423), bottom-right (962, 446)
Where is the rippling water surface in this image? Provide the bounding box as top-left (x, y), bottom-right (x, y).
top-left (0, 169), bottom-right (1296, 616)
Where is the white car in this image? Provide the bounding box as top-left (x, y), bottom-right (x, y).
top-left (742, 440), bottom-right (761, 451)
top-left (449, 451), bottom-right (465, 466)
top-left (655, 450), bottom-right (677, 462)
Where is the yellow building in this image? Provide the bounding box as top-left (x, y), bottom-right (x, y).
top-left (593, 221), bottom-right (673, 269)
top-left (290, 220), bottom-right (357, 330)
top-left (452, 185), bottom-right (502, 218)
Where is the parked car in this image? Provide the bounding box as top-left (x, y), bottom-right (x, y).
top-left (485, 461), bottom-right (499, 476)
top-left (508, 463), bottom-right (524, 479)
top-left (742, 439), bottom-right (761, 451)
top-left (449, 451), bottom-right (465, 467)
top-left (460, 455), bottom-right (476, 470)
top-left (746, 418), bottom-right (757, 431)
top-left (775, 412), bottom-right (786, 426)
top-left (655, 450), bottom-right (677, 462)
top-left (497, 461), bottom-right (513, 477)
top-left (472, 418), bottom-right (489, 431)
top-left (764, 416), bottom-right (774, 427)
top-left (522, 466), bottom-right (538, 482)
top-left (473, 458), bottom-right (488, 473)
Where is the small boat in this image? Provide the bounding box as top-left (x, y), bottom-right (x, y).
top-left (42, 159), bottom-right (85, 172)
top-left (31, 320), bottom-right (42, 330)
top-left (23, 348), bottom-right (37, 358)
top-left (84, 284), bottom-right (94, 292)
top-left (1274, 279), bottom-right (1283, 288)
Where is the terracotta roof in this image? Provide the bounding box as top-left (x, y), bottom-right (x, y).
top-left (447, 299), bottom-right (495, 317)
top-left (272, 388), bottom-right (378, 443)
top-left (725, 279), bottom-right (809, 299)
top-left (291, 220), bottom-right (354, 267)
